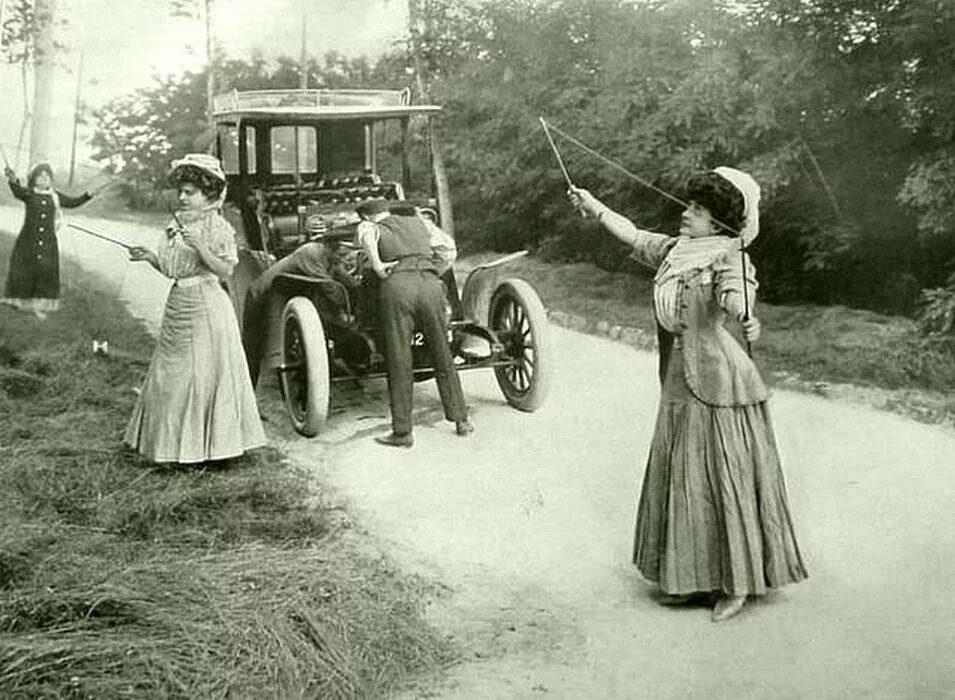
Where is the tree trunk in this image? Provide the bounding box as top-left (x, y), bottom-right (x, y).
top-left (29, 0), bottom-right (56, 167)
top-left (29, 0), bottom-right (56, 168)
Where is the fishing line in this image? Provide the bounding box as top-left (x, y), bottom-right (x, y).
top-left (539, 117), bottom-right (754, 355)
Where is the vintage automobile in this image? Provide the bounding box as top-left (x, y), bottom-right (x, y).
top-left (212, 88), bottom-right (552, 436)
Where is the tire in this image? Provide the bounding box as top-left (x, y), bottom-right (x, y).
top-left (280, 297), bottom-right (330, 436)
top-left (489, 278), bottom-right (552, 412)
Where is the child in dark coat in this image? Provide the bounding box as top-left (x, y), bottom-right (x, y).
top-left (2, 164), bottom-right (93, 318)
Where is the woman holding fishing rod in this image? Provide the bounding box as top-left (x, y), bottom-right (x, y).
top-left (123, 154), bottom-right (265, 465)
top-left (2, 161), bottom-right (94, 319)
top-left (561, 146), bottom-right (807, 621)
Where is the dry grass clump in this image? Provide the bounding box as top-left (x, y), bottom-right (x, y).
top-left (0, 236), bottom-right (455, 698)
top-left (0, 542), bottom-right (452, 698)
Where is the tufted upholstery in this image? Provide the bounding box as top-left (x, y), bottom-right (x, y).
top-left (260, 182), bottom-right (401, 217)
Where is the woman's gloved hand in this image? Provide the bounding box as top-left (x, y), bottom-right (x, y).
top-left (567, 186), bottom-right (603, 219)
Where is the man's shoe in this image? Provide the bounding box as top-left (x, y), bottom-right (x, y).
top-left (455, 420), bottom-right (475, 436)
top-left (374, 432), bottom-right (414, 448)
top-left (711, 595), bottom-right (746, 622)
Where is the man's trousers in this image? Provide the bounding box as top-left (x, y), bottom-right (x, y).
top-left (379, 270), bottom-right (467, 435)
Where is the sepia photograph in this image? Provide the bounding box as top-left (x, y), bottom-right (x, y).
top-left (0, 0), bottom-right (952, 697)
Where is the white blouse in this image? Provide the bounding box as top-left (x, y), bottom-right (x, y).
top-left (155, 210), bottom-right (238, 279)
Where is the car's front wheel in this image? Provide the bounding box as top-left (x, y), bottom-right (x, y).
top-left (489, 278), bottom-right (552, 412)
top-left (279, 297), bottom-right (330, 436)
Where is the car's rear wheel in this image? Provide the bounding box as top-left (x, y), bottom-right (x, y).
top-left (279, 297), bottom-right (329, 436)
top-left (489, 278), bottom-right (552, 412)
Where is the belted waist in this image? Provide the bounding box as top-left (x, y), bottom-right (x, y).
top-left (173, 274), bottom-right (219, 288)
top-left (387, 255), bottom-right (438, 273)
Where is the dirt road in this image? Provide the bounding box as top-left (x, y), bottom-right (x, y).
top-left (294, 331), bottom-right (954, 700)
top-left (13, 206), bottom-right (953, 699)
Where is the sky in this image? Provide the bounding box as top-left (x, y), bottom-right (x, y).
top-left (0, 0), bottom-right (409, 178)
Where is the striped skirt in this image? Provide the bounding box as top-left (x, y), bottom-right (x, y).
top-left (633, 346), bottom-right (808, 596)
top-left (124, 278), bottom-right (266, 463)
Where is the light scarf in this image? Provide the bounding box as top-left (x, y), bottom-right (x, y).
top-left (655, 235), bottom-right (736, 284)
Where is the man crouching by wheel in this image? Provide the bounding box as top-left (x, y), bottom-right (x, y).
top-left (356, 199), bottom-right (474, 448)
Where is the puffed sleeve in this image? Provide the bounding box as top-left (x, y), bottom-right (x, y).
top-left (629, 230), bottom-right (678, 270)
top-left (425, 219), bottom-right (456, 272)
top-left (207, 215), bottom-right (239, 266)
top-left (713, 249), bottom-right (758, 320)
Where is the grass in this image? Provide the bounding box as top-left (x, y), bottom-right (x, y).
top-left (0, 234), bottom-right (454, 699)
top-left (460, 252), bottom-right (955, 399)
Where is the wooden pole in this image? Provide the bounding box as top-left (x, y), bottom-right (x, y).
top-left (68, 50), bottom-right (84, 186)
top-left (400, 117), bottom-right (411, 190)
top-left (407, 0), bottom-right (454, 236)
top-left (299, 0), bottom-right (308, 89)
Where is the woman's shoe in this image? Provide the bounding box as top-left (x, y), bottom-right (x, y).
top-left (455, 420), bottom-right (474, 436)
top-left (659, 593), bottom-right (697, 606)
top-left (711, 595), bottom-right (747, 622)
top-left (658, 592), bottom-right (709, 606)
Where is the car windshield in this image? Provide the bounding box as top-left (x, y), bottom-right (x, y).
top-left (271, 126), bottom-right (318, 174)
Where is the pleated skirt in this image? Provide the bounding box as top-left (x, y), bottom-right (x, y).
top-left (124, 279), bottom-right (266, 463)
top-left (633, 346), bottom-right (808, 596)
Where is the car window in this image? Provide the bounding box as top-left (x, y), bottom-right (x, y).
top-left (271, 126), bottom-right (317, 174)
top-left (218, 125), bottom-right (257, 174)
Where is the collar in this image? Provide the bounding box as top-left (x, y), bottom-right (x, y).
top-left (655, 235), bottom-right (737, 283)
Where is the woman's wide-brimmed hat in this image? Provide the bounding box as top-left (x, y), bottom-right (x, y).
top-left (27, 162), bottom-right (54, 185)
top-left (713, 166), bottom-right (760, 246)
top-left (170, 153), bottom-right (226, 182)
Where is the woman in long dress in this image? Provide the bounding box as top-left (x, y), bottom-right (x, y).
top-left (123, 154), bottom-right (265, 464)
top-left (2, 163), bottom-right (93, 318)
top-left (570, 167), bottom-right (807, 621)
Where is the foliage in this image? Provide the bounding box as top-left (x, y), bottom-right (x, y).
top-left (1, 0), bottom-right (40, 66)
top-left (87, 0), bottom-right (955, 316)
top-left (88, 52), bottom-right (407, 207)
top-left (401, 0), bottom-right (955, 316)
top-left (917, 273), bottom-right (955, 337)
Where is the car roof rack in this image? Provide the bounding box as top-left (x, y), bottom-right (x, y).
top-left (211, 88), bottom-right (442, 121)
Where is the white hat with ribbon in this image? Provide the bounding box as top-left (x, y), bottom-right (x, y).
top-left (713, 166), bottom-right (761, 247)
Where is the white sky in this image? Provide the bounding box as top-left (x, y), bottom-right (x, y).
top-left (0, 0), bottom-right (409, 175)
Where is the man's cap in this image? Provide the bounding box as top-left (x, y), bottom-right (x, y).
top-left (355, 198), bottom-right (390, 218)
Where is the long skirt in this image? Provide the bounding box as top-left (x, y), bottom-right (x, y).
top-left (633, 346), bottom-right (808, 596)
top-left (124, 278), bottom-right (266, 463)
top-left (2, 227), bottom-right (61, 312)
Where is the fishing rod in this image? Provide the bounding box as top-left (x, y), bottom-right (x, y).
top-left (67, 222), bottom-right (134, 251)
top-left (539, 117), bottom-right (575, 189)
